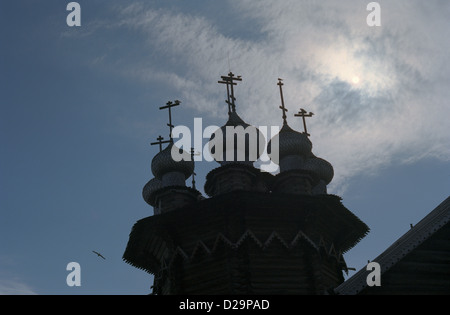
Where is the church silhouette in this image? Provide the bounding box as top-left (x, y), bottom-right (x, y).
top-left (123, 73), bottom-right (450, 295)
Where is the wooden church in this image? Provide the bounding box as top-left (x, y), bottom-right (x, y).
top-left (123, 73), bottom-right (449, 295)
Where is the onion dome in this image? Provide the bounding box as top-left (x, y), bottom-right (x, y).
top-left (209, 111), bottom-right (265, 165)
top-left (303, 155), bottom-right (334, 185)
top-left (267, 123), bottom-right (312, 165)
top-left (142, 177), bottom-right (163, 206)
top-left (151, 142), bottom-right (194, 180)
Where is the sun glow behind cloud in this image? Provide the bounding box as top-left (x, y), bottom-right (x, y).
top-left (76, 1), bottom-right (450, 193)
top-left (308, 40), bottom-right (398, 97)
top-left (352, 76), bottom-right (360, 85)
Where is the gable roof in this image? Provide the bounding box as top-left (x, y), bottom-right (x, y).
top-left (335, 196), bottom-right (450, 295)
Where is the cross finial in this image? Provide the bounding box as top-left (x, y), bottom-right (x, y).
top-left (190, 148), bottom-right (200, 190)
top-left (294, 108), bottom-right (314, 136)
top-left (150, 135), bottom-right (171, 152)
top-left (277, 78), bottom-right (288, 125)
top-left (218, 72), bottom-right (242, 114)
top-left (159, 100), bottom-right (181, 142)
top-left (190, 147), bottom-right (200, 161)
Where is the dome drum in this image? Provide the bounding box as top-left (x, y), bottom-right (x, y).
top-left (311, 180), bottom-right (328, 195)
top-left (153, 188), bottom-right (199, 214)
top-left (272, 170), bottom-right (319, 196)
top-left (204, 164), bottom-right (259, 197)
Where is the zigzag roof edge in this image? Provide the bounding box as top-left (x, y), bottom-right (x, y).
top-left (168, 229), bottom-right (332, 263)
top-left (264, 231), bottom-right (290, 249)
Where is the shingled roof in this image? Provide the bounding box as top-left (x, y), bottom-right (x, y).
top-left (335, 196), bottom-right (450, 295)
top-left (123, 191), bottom-right (369, 275)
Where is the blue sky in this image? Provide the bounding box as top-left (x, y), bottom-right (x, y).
top-left (0, 1), bottom-right (449, 294)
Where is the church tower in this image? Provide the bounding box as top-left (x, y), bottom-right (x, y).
top-left (123, 74), bottom-right (369, 294)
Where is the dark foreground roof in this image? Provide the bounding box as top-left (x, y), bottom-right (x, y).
top-left (335, 196), bottom-right (450, 295)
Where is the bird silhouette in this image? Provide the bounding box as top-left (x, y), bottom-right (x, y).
top-left (92, 251), bottom-right (106, 260)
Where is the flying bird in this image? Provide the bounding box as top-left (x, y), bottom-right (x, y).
top-left (92, 250), bottom-right (106, 260)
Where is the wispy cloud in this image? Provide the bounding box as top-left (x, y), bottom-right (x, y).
top-left (0, 279), bottom-right (37, 295)
top-left (0, 256), bottom-right (37, 295)
top-left (71, 1), bottom-right (450, 192)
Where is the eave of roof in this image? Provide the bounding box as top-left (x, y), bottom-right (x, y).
top-left (123, 191), bottom-right (369, 273)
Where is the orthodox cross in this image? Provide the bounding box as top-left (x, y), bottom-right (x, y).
top-left (190, 148), bottom-right (200, 161)
top-left (159, 100), bottom-right (181, 142)
top-left (277, 78), bottom-right (288, 125)
top-left (294, 108), bottom-right (314, 136)
top-left (190, 148), bottom-right (200, 190)
top-left (151, 135), bottom-right (171, 152)
top-left (218, 72), bottom-right (242, 113)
